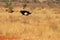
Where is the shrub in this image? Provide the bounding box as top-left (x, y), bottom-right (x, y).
top-left (3, 0), bottom-right (14, 13)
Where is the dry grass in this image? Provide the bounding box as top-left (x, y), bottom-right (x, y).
top-left (0, 7), bottom-right (60, 40)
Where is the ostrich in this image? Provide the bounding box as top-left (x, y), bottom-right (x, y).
top-left (20, 10), bottom-right (31, 16)
top-left (20, 0), bottom-right (31, 16)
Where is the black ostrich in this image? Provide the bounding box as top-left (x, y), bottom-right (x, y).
top-left (20, 10), bottom-right (31, 16)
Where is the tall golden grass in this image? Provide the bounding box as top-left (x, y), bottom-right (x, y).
top-left (0, 7), bottom-right (60, 40)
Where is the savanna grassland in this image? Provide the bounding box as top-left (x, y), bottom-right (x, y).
top-left (0, 6), bottom-right (60, 40)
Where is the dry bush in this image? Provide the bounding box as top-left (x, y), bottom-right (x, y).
top-left (3, 0), bottom-right (14, 13)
